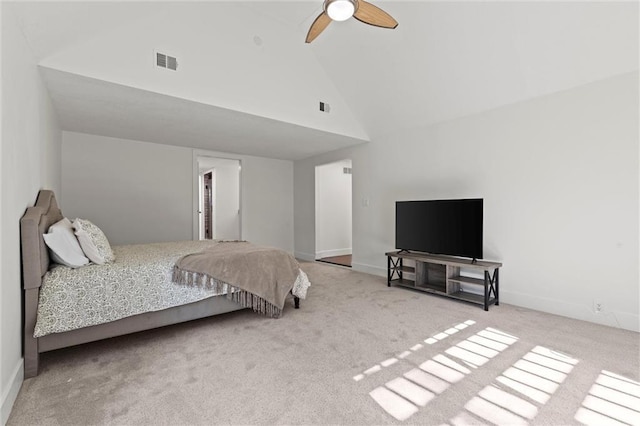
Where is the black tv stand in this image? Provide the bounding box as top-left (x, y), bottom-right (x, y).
top-left (386, 251), bottom-right (501, 311)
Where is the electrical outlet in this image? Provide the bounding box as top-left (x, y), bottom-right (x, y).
top-left (594, 301), bottom-right (604, 314)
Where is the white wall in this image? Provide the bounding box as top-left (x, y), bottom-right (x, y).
top-left (214, 162), bottom-right (240, 240)
top-left (62, 132), bottom-right (193, 245)
top-left (315, 160), bottom-right (352, 258)
top-left (38, 3), bottom-right (367, 141)
top-left (295, 72), bottom-right (639, 332)
top-left (1, 7), bottom-right (62, 423)
top-left (198, 150), bottom-right (294, 252)
top-left (62, 133), bottom-right (294, 252)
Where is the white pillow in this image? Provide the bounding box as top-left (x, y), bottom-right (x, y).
top-left (43, 218), bottom-right (90, 268)
top-left (73, 218), bottom-right (115, 265)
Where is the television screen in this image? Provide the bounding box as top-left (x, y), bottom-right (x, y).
top-left (395, 199), bottom-right (483, 259)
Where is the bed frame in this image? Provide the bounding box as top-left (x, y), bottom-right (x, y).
top-left (21, 190), bottom-right (253, 378)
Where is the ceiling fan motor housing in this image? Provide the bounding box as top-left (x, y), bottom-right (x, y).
top-left (324, 0), bottom-right (358, 21)
top-left (306, 0), bottom-right (397, 43)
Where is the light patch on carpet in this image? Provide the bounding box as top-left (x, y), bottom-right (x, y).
top-left (433, 354), bottom-right (472, 375)
top-left (464, 396), bottom-right (528, 425)
top-left (590, 384), bottom-right (640, 410)
top-left (523, 352), bottom-right (573, 373)
top-left (424, 320), bottom-right (477, 345)
top-left (574, 370), bottom-right (640, 425)
top-left (403, 368), bottom-right (450, 394)
top-left (354, 320), bottom-right (478, 383)
top-left (580, 395), bottom-right (640, 425)
top-left (503, 367), bottom-right (559, 394)
top-left (477, 385), bottom-right (538, 419)
top-left (446, 346), bottom-right (489, 367)
top-left (513, 359), bottom-right (567, 383)
top-left (450, 411), bottom-right (487, 425)
top-left (420, 360), bottom-right (466, 383)
top-left (467, 334), bottom-right (508, 352)
top-left (495, 376), bottom-right (550, 404)
top-left (454, 345), bottom-right (577, 424)
top-left (477, 329), bottom-right (518, 345)
top-left (445, 327), bottom-right (518, 367)
top-left (355, 358), bottom-right (398, 382)
top-left (381, 358), bottom-right (398, 367)
top-left (385, 377), bottom-right (435, 407)
top-left (574, 407), bottom-right (628, 426)
top-left (364, 365), bottom-right (381, 375)
top-left (457, 340), bottom-right (499, 359)
top-left (368, 326), bottom-right (520, 421)
top-left (597, 371), bottom-right (640, 397)
top-left (369, 387), bottom-right (419, 421)
top-left (531, 345), bottom-right (578, 365)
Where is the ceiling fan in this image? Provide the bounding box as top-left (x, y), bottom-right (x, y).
top-left (306, 0), bottom-right (398, 43)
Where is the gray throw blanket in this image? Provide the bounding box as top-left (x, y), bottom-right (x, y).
top-left (172, 241), bottom-right (303, 318)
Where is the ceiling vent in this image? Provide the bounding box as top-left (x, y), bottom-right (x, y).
top-left (156, 52), bottom-right (178, 71)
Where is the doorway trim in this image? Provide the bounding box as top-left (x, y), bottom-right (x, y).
top-left (192, 150), bottom-right (242, 241)
top-left (314, 158), bottom-right (353, 266)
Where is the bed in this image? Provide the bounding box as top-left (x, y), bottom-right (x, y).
top-left (21, 190), bottom-right (307, 378)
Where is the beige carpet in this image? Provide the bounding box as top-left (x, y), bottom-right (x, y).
top-left (8, 261), bottom-right (640, 425)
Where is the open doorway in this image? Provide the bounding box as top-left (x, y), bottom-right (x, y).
top-left (315, 159), bottom-right (352, 267)
top-left (196, 156), bottom-right (241, 241)
top-left (202, 170), bottom-right (214, 239)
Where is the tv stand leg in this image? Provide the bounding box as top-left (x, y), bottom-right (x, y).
top-left (494, 268), bottom-right (499, 306)
top-left (484, 270), bottom-right (489, 311)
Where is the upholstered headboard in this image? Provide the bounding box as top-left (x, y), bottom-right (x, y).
top-left (20, 190), bottom-right (63, 290)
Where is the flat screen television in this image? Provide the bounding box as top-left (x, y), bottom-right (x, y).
top-left (395, 199), bottom-right (483, 260)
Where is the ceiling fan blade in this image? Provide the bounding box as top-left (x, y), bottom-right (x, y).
top-left (354, 0), bottom-right (398, 29)
top-left (306, 12), bottom-right (332, 43)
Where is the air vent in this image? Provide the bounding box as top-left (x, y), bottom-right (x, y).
top-left (343, 167), bottom-right (352, 175)
top-left (319, 101), bottom-right (330, 113)
top-left (156, 52), bottom-right (178, 71)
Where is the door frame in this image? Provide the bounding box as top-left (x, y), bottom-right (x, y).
top-left (314, 158), bottom-right (353, 260)
top-left (192, 150), bottom-right (242, 241)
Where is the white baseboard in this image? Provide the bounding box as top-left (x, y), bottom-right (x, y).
top-left (501, 290), bottom-right (640, 332)
top-left (350, 264), bottom-right (639, 332)
top-left (295, 251), bottom-right (316, 262)
top-left (1, 359), bottom-right (23, 425)
top-left (315, 248), bottom-right (352, 260)
top-left (304, 254), bottom-right (640, 332)
top-left (352, 261), bottom-right (386, 277)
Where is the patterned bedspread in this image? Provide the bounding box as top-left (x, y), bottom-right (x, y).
top-left (35, 240), bottom-right (231, 337)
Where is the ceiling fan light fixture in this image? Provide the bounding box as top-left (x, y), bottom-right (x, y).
top-left (325, 0), bottom-right (357, 22)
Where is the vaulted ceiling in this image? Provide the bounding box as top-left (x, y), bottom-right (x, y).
top-left (6, 1), bottom-right (638, 160)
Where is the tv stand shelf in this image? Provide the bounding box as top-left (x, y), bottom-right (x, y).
top-left (386, 251), bottom-right (502, 311)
